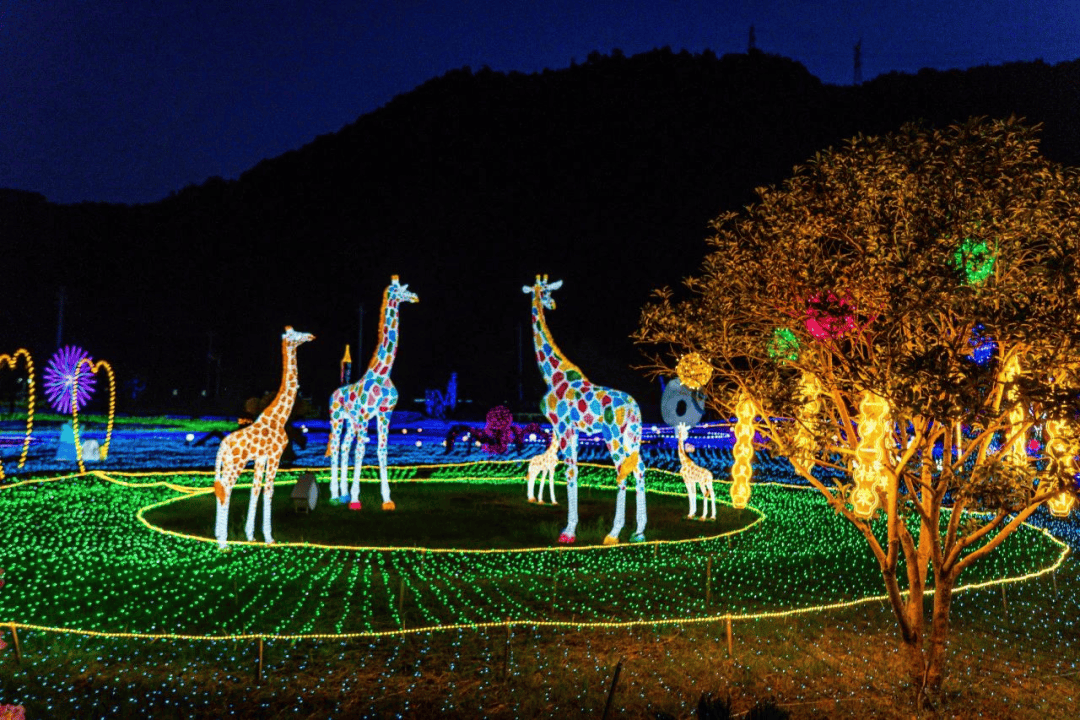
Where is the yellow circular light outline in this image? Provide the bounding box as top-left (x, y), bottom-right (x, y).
top-left (71, 357), bottom-right (117, 473)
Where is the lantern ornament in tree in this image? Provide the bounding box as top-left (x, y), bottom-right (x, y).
top-left (730, 392), bottom-right (756, 508)
top-left (676, 352), bottom-right (712, 391)
top-left (851, 390), bottom-right (891, 519)
top-left (1043, 417), bottom-right (1078, 518)
top-left (790, 371), bottom-right (822, 474)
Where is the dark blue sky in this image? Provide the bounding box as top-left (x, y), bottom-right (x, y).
top-left (2, 0), bottom-right (1076, 205)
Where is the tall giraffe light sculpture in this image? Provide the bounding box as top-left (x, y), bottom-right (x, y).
top-left (213, 327), bottom-right (314, 549)
top-left (523, 275), bottom-right (646, 544)
top-left (328, 276), bottom-right (419, 510)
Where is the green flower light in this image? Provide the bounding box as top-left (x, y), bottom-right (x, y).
top-left (954, 237), bottom-right (995, 285)
top-left (768, 328), bottom-right (800, 362)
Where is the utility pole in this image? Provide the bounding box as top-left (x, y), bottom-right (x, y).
top-left (357, 303), bottom-right (364, 382)
top-left (854, 38), bottom-right (863, 85)
top-left (56, 286), bottom-right (65, 349)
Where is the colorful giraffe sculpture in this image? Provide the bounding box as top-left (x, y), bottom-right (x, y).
top-left (526, 439), bottom-right (559, 505)
top-left (675, 423), bottom-right (716, 520)
top-left (328, 276), bottom-right (419, 510)
top-left (522, 275), bottom-right (646, 544)
top-left (213, 327), bottom-right (314, 549)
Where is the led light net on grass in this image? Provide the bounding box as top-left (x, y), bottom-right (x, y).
top-left (0, 468), bottom-right (1065, 640)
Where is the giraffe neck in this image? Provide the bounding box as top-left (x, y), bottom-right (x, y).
top-left (260, 338), bottom-right (299, 429)
top-left (368, 295), bottom-right (401, 375)
top-left (531, 298), bottom-right (584, 387)
top-left (677, 440), bottom-right (691, 468)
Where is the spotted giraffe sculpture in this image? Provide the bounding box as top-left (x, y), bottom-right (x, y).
top-left (523, 275), bottom-right (646, 544)
top-left (213, 327), bottom-right (314, 549)
top-left (675, 423), bottom-right (716, 521)
top-left (328, 276), bottom-right (419, 510)
top-left (526, 439), bottom-right (559, 505)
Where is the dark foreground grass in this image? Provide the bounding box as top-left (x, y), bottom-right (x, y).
top-left (145, 480), bottom-right (750, 548)
top-left (2, 554), bottom-right (1076, 719)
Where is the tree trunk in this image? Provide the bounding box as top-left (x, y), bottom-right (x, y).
top-left (925, 576), bottom-right (956, 693)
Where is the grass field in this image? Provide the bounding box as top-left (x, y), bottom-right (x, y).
top-left (0, 459), bottom-right (1076, 718)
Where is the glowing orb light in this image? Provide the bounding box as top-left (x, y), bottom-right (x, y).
top-left (676, 352), bottom-right (713, 391)
top-left (44, 345), bottom-right (97, 414)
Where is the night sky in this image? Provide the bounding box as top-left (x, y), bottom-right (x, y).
top-left (3, 0), bottom-right (1077, 205)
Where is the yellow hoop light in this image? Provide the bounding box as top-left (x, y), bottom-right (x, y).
top-left (71, 358), bottom-right (116, 473)
top-left (0, 349), bottom-right (35, 478)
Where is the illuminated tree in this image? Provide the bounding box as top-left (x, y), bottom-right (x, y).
top-left (636, 117), bottom-right (1080, 701)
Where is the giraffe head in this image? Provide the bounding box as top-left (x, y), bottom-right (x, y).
top-left (676, 422), bottom-right (689, 442)
top-left (522, 274), bottom-right (563, 310)
top-left (388, 275), bottom-right (420, 306)
top-left (283, 326), bottom-right (316, 346)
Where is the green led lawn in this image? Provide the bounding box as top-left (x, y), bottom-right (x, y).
top-left (0, 464), bottom-right (1065, 641)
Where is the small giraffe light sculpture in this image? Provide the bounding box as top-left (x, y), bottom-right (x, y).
top-left (527, 440), bottom-right (559, 505)
top-left (328, 276), bottom-right (419, 510)
top-left (213, 326), bottom-right (314, 549)
top-left (523, 275), bottom-right (646, 544)
top-left (675, 423), bottom-right (716, 521)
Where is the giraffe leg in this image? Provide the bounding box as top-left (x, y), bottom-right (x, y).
top-left (527, 463), bottom-right (538, 502)
top-left (334, 423), bottom-right (355, 505)
top-left (328, 417), bottom-right (343, 501)
top-left (558, 430), bottom-right (578, 543)
top-left (605, 475), bottom-right (627, 545)
top-left (376, 412), bottom-right (394, 509)
top-left (349, 425), bottom-right (368, 510)
top-left (214, 470), bottom-right (235, 549)
top-left (546, 467), bottom-right (558, 505)
top-left (685, 477), bottom-right (697, 519)
top-left (707, 478), bottom-right (717, 520)
top-left (261, 461), bottom-right (278, 544)
top-left (631, 461), bottom-right (648, 542)
top-left (245, 457), bottom-right (266, 542)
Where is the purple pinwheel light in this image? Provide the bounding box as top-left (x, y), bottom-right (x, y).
top-left (43, 345), bottom-right (97, 414)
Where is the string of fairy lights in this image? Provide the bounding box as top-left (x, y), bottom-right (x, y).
top-left (0, 464), bottom-right (1066, 644)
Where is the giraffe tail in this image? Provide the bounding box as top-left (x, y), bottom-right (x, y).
top-left (615, 451), bottom-right (640, 485)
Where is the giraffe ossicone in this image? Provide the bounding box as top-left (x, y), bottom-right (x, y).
top-left (328, 276), bottom-right (419, 511)
top-left (213, 326), bottom-right (314, 549)
top-left (523, 275), bottom-right (647, 544)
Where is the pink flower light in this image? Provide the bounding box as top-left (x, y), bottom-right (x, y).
top-left (804, 292), bottom-right (858, 340)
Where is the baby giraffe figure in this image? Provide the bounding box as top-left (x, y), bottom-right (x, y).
top-left (676, 423), bottom-right (716, 521)
top-left (527, 440), bottom-right (559, 505)
top-left (213, 327), bottom-right (315, 549)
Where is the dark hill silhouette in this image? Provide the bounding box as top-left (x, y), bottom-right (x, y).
top-left (3, 48), bottom-right (1080, 420)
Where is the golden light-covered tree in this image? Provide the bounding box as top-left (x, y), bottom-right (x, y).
top-left (636, 117), bottom-right (1080, 700)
